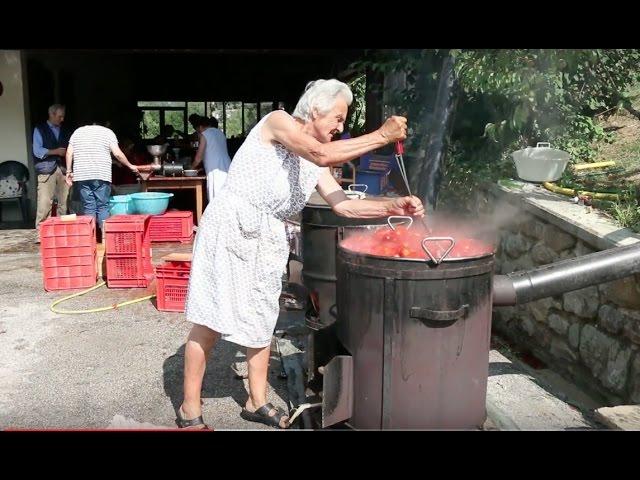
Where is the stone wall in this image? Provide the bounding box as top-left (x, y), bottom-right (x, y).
top-left (490, 184), bottom-right (640, 405)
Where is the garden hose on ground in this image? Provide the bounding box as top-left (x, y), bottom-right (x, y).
top-left (571, 161), bottom-right (616, 171)
top-left (542, 182), bottom-right (620, 202)
top-left (50, 281), bottom-right (156, 315)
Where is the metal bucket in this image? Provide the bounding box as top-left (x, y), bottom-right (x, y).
top-left (301, 191), bottom-right (387, 388)
top-left (326, 228), bottom-right (494, 429)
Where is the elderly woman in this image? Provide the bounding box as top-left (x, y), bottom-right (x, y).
top-left (178, 79), bottom-right (424, 430)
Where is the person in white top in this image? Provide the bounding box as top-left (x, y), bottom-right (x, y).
top-left (65, 121), bottom-right (139, 235)
top-left (190, 116), bottom-right (231, 202)
top-left (177, 79), bottom-right (423, 430)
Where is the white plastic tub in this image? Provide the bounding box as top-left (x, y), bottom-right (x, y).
top-left (512, 142), bottom-right (571, 182)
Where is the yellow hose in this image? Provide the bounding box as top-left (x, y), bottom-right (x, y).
top-left (542, 182), bottom-right (620, 202)
top-left (50, 281), bottom-right (156, 314)
top-left (571, 161), bottom-right (616, 171)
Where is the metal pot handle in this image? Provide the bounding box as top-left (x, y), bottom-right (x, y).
top-left (387, 216), bottom-right (413, 230)
top-left (348, 183), bottom-right (368, 193)
top-left (421, 237), bottom-right (455, 264)
top-left (536, 142), bottom-right (551, 148)
top-left (410, 304), bottom-right (469, 327)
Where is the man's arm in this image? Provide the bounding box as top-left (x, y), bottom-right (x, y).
top-left (33, 127), bottom-right (66, 159)
top-left (33, 128), bottom-right (48, 159)
top-left (65, 144), bottom-right (74, 186)
top-left (65, 144), bottom-right (74, 173)
top-left (110, 144), bottom-right (138, 173)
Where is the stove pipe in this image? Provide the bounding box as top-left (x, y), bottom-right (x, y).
top-left (493, 241), bottom-right (640, 307)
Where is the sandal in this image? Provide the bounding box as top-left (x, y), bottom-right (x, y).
top-left (176, 407), bottom-right (212, 430)
top-left (240, 402), bottom-right (290, 429)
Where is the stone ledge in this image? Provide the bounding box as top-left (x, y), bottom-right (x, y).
top-left (593, 405), bottom-right (640, 430)
top-left (490, 181), bottom-right (640, 251)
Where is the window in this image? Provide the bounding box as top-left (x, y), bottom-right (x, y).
top-left (138, 100), bottom-right (281, 139)
top-left (260, 102), bottom-right (274, 119)
top-left (141, 110), bottom-right (160, 139)
top-left (138, 101), bottom-right (186, 108)
top-left (165, 109), bottom-right (186, 138)
top-left (225, 102), bottom-right (243, 137)
top-left (187, 102), bottom-right (206, 133)
top-left (207, 102), bottom-right (224, 132)
top-left (244, 103), bottom-right (257, 134)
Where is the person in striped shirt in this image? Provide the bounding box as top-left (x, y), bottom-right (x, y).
top-left (65, 120), bottom-right (139, 236)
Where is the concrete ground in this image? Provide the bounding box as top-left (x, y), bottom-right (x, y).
top-left (0, 225), bottom-right (617, 431)
top-left (0, 227), bottom-right (295, 430)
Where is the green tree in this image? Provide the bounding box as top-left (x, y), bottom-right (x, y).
top-left (347, 74), bottom-right (366, 136)
top-left (352, 49), bottom-right (640, 210)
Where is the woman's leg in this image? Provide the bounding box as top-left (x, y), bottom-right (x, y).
top-left (246, 345), bottom-right (270, 410)
top-left (180, 324), bottom-right (219, 419)
top-left (245, 344), bottom-right (289, 428)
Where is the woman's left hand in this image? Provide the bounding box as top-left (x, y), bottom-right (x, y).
top-left (388, 195), bottom-right (425, 217)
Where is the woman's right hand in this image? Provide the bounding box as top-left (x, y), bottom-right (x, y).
top-left (378, 116), bottom-right (408, 144)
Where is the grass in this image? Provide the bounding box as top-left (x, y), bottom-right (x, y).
top-left (570, 83), bottom-right (640, 231)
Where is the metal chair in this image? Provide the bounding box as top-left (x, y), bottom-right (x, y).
top-left (0, 161), bottom-right (30, 222)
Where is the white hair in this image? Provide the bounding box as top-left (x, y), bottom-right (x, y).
top-left (292, 79), bottom-right (353, 121)
top-left (48, 104), bottom-right (65, 115)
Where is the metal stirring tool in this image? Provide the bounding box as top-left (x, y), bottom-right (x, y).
top-left (394, 140), bottom-right (412, 196)
top-left (394, 140), bottom-right (429, 231)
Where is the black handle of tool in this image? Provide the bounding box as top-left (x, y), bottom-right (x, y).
top-left (410, 304), bottom-right (469, 328)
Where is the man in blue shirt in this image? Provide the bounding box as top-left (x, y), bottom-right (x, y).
top-left (33, 104), bottom-right (71, 229)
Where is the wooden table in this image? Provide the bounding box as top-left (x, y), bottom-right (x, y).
top-left (141, 175), bottom-right (206, 225)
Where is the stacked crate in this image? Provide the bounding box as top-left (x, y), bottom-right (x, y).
top-left (155, 258), bottom-right (192, 312)
top-left (148, 211), bottom-right (194, 244)
top-left (40, 216), bottom-right (97, 291)
top-left (103, 214), bottom-right (154, 288)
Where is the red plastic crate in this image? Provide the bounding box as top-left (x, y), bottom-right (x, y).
top-left (148, 211), bottom-right (194, 243)
top-left (40, 215), bottom-right (96, 249)
top-left (41, 244), bottom-right (97, 259)
top-left (155, 261), bottom-right (191, 312)
top-left (106, 255), bottom-right (154, 288)
top-left (104, 215), bottom-right (152, 256)
top-left (104, 215), bottom-right (154, 288)
top-left (43, 263), bottom-right (96, 280)
top-left (44, 275), bottom-right (97, 291)
top-left (39, 216), bottom-right (97, 291)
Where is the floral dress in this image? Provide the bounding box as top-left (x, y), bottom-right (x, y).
top-left (185, 112), bottom-right (323, 348)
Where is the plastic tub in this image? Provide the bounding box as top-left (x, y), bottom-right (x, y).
top-left (112, 183), bottom-right (142, 196)
top-left (512, 142), bottom-right (571, 182)
top-left (108, 195), bottom-right (133, 215)
top-left (129, 192), bottom-right (174, 215)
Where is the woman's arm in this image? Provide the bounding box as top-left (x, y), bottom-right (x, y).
top-left (316, 168), bottom-right (425, 218)
top-left (191, 135), bottom-right (207, 169)
top-left (262, 110), bottom-right (406, 168)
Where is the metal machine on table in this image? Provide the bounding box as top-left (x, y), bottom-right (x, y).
top-left (146, 144), bottom-right (192, 177)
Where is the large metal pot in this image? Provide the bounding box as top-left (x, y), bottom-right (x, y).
top-left (319, 218), bottom-right (640, 430)
top-left (325, 222), bottom-right (494, 429)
